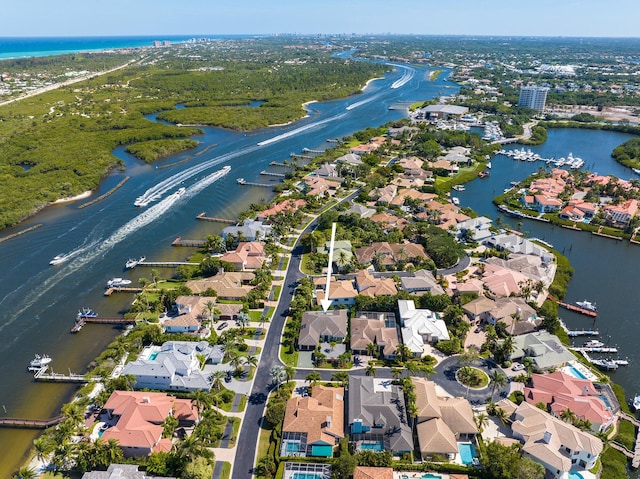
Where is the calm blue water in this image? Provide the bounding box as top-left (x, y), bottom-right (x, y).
top-left (0, 35), bottom-right (252, 60)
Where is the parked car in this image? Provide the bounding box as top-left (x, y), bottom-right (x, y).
top-left (217, 322), bottom-right (228, 331)
top-left (512, 363), bottom-right (525, 371)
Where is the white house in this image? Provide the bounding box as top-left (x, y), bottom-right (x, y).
top-left (398, 300), bottom-right (449, 356)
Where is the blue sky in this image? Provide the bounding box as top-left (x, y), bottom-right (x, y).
top-left (5, 0), bottom-right (640, 37)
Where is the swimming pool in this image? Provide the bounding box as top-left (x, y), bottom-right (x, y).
top-left (292, 473), bottom-right (322, 479)
top-left (148, 352), bottom-right (158, 361)
top-left (284, 441), bottom-right (301, 453)
top-left (422, 474), bottom-right (441, 479)
top-left (360, 442), bottom-right (384, 451)
top-left (564, 364), bottom-right (588, 380)
top-left (568, 472), bottom-right (584, 479)
top-left (458, 442), bottom-right (477, 465)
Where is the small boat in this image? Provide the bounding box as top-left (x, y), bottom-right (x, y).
top-left (107, 277), bottom-right (132, 288)
top-left (486, 161), bottom-right (492, 169)
top-left (633, 394), bottom-right (640, 411)
top-left (614, 359), bottom-right (629, 366)
top-left (478, 171), bottom-right (489, 178)
top-left (632, 168), bottom-right (640, 176)
top-left (452, 185), bottom-right (465, 191)
top-left (29, 354), bottom-right (52, 370)
top-left (50, 254), bottom-right (67, 265)
top-left (584, 340), bottom-right (605, 348)
top-left (237, 178), bottom-right (246, 184)
top-left (451, 197), bottom-right (460, 206)
top-left (77, 308), bottom-right (98, 319)
top-left (591, 359), bottom-right (618, 371)
top-left (576, 300), bottom-right (597, 312)
top-left (125, 256), bottom-right (145, 269)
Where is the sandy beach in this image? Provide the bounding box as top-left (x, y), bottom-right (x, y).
top-left (51, 191), bottom-right (92, 204)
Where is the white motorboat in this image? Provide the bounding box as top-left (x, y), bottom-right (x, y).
top-left (584, 340), bottom-right (605, 348)
top-left (50, 254), bottom-right (68, 265)
top-left (633, 394), bottom-right (640, 411)
top-left (486, 161), bottom-right (492, 169)
top-left (125, 256), bottom-right (145, 269)
top-left (29, 354), bottom-right (52, 370)
top-left (452, 185), bottom-right (465, 191)
top-left (107, 277), bottom-right (132, 288)
top-left (451, 197), bottom-right (460, 206)
top-left (576, 300), bottom-right (597, 312)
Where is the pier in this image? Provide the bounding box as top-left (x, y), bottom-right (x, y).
top-left (573, 346), bottom-right (618, 353)
top-left (0, 415), bottom-right (65, 430)
top-left (104, 287), bottom-right (144, 296)
top-left (269, 161), bottom-right (293, 168)
top-left (555, 300), bottom-right (598, 317)
top-left (33, 366), bottom-right (100, 383)
top-left (290, 153), bottom-right (313, 160)
top-left (137, 261), bottom-right (199, 267)
top-left (172, 236), bottom-right (207, 247)
top-left (78, 176), bottom-right (129, 209)
top-left (72, 316), bottom-right (137, 332)
top-left (302, 147), bottom-right (325, 154)
top-left (196, 212), bottom-right (235, 223)
top-left (260, 170), bottom-right (286, 177)
top-left (567, 329), bottom-right (600, 337)
top-left (236, 178), bottom-right (274, 188)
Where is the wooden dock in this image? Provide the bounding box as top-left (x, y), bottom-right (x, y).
top-left (237, 179), bottom-right (274, 188)
top-left (137, 261), bottom-right (199, 267)
top-left (260, 170), bottom-right (285, 177)
top-left (33, 366), bottom-right (100, 383)
top-left (0, 415), bottom-right (65, 429)
top-left (104, 287), bottom-right (144, 296)
top-left (172, 236), bottom-right (206, 247)
top-left (196, 212), bottom-right (235, 223)
top-left (71, 316), bottom-right (136, 332)
top-left (572, 346), bottom-right (618, 353)
top-left (269, 161), bottom-right (293, 168)
top-left (556, 300), bottom-right (598, 317)
top-left (567, 329), bottom-right (599, 337)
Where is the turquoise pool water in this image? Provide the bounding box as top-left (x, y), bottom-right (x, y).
top-left (98, 429), bottom-right (105, 437)
top-left (292, 473), bottom-right (321, 479)
top-left (422, 474), bottom-right (441, 479)
top-left (148, 352), bottom-right (158, 360)
top-left (285, 441), bottom-right (300, 453)
top-left (564, 364), bottom-right (588, 380)
top-left (360, 442), bottom-right (384, 451)
top-left (458, 442), bottom-right (476, 465)
top-left (569, 472), bottom-right (584, 479)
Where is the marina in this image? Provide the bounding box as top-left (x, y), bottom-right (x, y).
top-left (497, 148), bottom-right (586, 169)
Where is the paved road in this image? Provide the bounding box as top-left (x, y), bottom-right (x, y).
top-left (230, 221), bottom-right (315, 479)
top-left (432, 356), bottom-right (510, 405)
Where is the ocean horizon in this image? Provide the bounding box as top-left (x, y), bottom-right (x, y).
top-left (0, 35), bottom-right (257, 60)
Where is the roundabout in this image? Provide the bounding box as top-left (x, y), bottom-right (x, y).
top-left (432, 355), bottom-right (510, 404)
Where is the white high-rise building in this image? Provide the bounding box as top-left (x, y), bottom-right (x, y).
top-left (518, 85), bottom-right (549, 112)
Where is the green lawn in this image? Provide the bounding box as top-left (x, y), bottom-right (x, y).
top-left (220, 462), bottom-right (231, 479)
top-left (614, 419), bottom-right (636, 451)
top-left (228, 417), bottom-right (241, 447)
top-left (601, 446), bottom-right (629, 479)
top-left (272, 285), bottom-right (282, 301)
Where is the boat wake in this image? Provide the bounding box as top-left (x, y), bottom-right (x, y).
top-left (346, 92), bottom-right (383, 111)
top-left (256, 112), bottom-right (348, 147)
top-left (389, 64), bottom-right (415, 89)
top-left (0, 169), bottom-right (230, 334)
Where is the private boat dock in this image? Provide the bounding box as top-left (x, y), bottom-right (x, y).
top-left (196, 212), bottom-right (235, 223)
top-left (172, 237), bottom-right (206, 247)
top-left (104, 287), bottom-right (143, 296)
top-left (269, 161), bottom-right (293, 168)
top-left (71, 316), bottom-right (137, 333)
top-left (573, 346), bottom-right (618, 353)
top-left (31, 366), bottom-right (101, 383)
top-left (555, 300), bottom-right (598, 317)
top-left (260, 170), bottom-right (285, 177)
top-left (236, 178), bottom-right (273, 188)
top-left (567, 329), bottom-right (600, 337)
top-left (0, 415), bottom-right (65, 430)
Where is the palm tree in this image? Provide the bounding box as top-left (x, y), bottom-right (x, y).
top-left (488, 370), bottom-right (508, 400)
top-left (173, 433), bottom-right (214, 464)
top-left (244, 354), bottom-right (258, 370)
top-left (494, 407), bottom-right (509, 427)
top-left (236, 311), bottom-right (250, 333)
top-left (270, 366), bottom-right (286, 388)
top-left (229, 352), bottom-right (244, 375)
top-left (391, 368), bottom-right (403, 380)
top-left (365, 342), bottom-right (378, 358)
top-left (284, 365), bottom-right (297, 382)
top-left (365, 363), bottom-right (377, 377)
top-left (395, 343), bottom-right (411, 363)
top-left (210, 370), bottom-right (225, 391)
top-left (305, 371), bottom-right (321, 385)
top-left (475, 413), bottom-right (489, 433)
top-left (204, 300), bottom-right (215, 323)
top-left (560, 408), bottom-right (578, 425)
top-left (151, 268), bottom-right (160, 287)
top-left (331, 371), bottom-right (350, 387)
top-left (14, 467), bottom-right (36, 479)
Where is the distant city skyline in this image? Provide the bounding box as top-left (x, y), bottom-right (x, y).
top-left (5, 0), bottom-right (640, 38)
